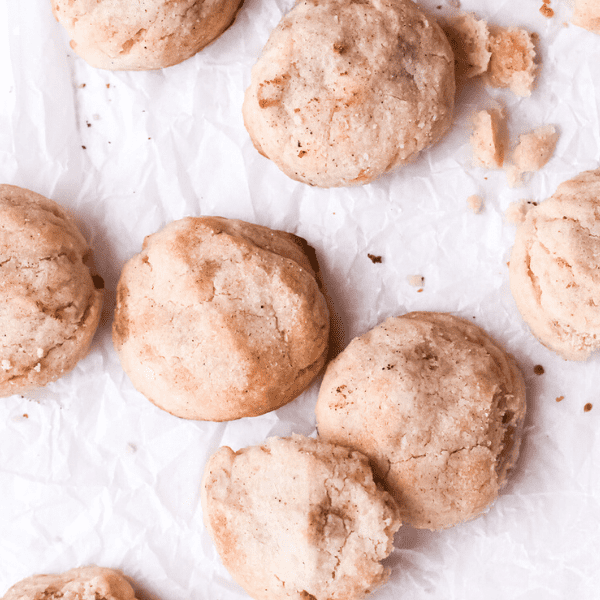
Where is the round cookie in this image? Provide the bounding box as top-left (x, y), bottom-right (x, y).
top-left (201, 434), bottom-right (401, 600)
top-left (2, 566), bottom-right (137, 600)
top-left (50, 0), bottom-right (245, 71)
top-left (242, 0), bottom-right (455, 187)
top-left (315, 312), bottom-right (526, 531)
top-left (113, 216), bottom-right (329, 421)
top-left (509, 169), bottom-right (600, 360)
top-left (0, 185), bottom-right (103, 397)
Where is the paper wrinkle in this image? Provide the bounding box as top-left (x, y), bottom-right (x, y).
top-left (1, 0), bottom-right (600, 598)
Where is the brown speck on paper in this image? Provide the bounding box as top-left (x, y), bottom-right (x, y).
top-left (584, 403), bottom-right (593, 412)
top-left (368, 254), bottom-right (383, 264)
top-left (534, 364), bottom-right (545, 375)
top-left (556, 396), bottom-right (564, 402)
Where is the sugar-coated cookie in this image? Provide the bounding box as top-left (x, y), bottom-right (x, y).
top-left (50, 0), bottom-right (245, 70)
top-left (201, 434), bottom-right (401, 600)
top-left (0, 185), bottom-right (103, 397)
top-left (509, 169), bottom-right (600, 360)
top-left (316, 312), bottom-right (526, 531)
top-left (243, 0), bottom-right (455, 187)
top-left (113, 217), bottom-right (329, 421)
top-left (2, 566), bottom-right (136, 600)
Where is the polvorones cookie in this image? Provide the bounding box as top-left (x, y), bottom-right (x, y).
top-left (113, 216), bottom-right (329, 421)
top-left (0, 185), bottom-right (103, 397)
top-left (201, 434), bottom-right (401, 600)
top-left (316, 312), bottom-right (526, 530)
top-left (1, 566), bottom-right (137, 600)
top-left (50, 0), bottom-right (245, 70)
top-left (509, 169), bottom-right (600, 360)
top-left (243, 0), bottom-right (455, 187)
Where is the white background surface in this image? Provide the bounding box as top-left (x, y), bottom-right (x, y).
top-left (1, 0), bottom-right (599, 598)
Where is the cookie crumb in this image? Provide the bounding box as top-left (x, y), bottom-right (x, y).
top-left (368, 253), bottom-right (383, 264)
top-left (533, 364), bottom-right (545, 375)
top-left (78, 83), bottom-right (86, 88)
top-left (467, 194), bottom-right (483, 213)
top-left (506, 125), bottom-right (559, 187)
top-left (556, 395), bottom-right (564, 402)
top-left (487, 26), bottom-right (537, 97)
top-left (505, 199), bottom-right (537, 225)
top-left (470, 108), bottom-right (506, 168)
top-left (584, 402), bottom-right (593, 412)
top-left (445, 12), bottom-right (491, 78)
top-left (540, 4), bottom-right (554, 18)
top-left (408, 275), bottom-right (425, 288)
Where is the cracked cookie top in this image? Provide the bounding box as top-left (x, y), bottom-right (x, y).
top-left (2, 566), bottom-right (137, 600)
top-left (242, 0), bottom-right (455, 187)
top-left (0, 185), bottom-right (103, 397)
top-left (113, 216), bottom-right (329, 421)
top-left (201, 434), bottom-right (401, 600)
top-left (50, 0), bottom-right (245, 70)
top-left (315, 312), bottom-right (526, 530)
top-left (509, 169), bottom-right (600, 360)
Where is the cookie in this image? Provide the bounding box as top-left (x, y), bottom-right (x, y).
top-left (0, 185), bottom-right (103, 397)
top-left (50, 0), bottom-right (245, 70)
top-left (315, 312), bottom-right (526, 531)
top-left (242, 0), bottom-right (455, 187)
top-left (509, 169), bottom-right (600, 360)
top-left (113, 216), bottom-right (329, 421)
top-left (572, 0), bottom-right (600, 35)
top-left (2, 566), bottom-right (136, 600)
top-left (201, 434), bottom-right (401, 600)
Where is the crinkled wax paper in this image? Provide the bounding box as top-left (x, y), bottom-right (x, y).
top-left (1, 0), bottom-right (599, 598)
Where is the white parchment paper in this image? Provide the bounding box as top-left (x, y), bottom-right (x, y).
top-left (1, 0), bottom-right (600, 598)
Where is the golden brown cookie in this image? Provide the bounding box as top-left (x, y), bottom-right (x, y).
top-left (2, 566), bottom-right (137, 600)
top-left (316, 312), bottom-right (526, 531)
top-left (243, 0), bottom-right (455, 187)
top-left (509, 169), bottom-right (600, 360)
top-left (0, 185), bottom-right (103, 397)
top-left (50, 0), bottom-right (245, 70)
top-left (201, 434), bottom-right (401, 600)
top-left (113, 216), bottom-right (329, 421)
top-left (572, 0), bottom-right (600, 35)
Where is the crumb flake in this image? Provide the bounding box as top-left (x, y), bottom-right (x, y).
top-left (504, 200), bottom-right (538, 225)
top-left (467, 194), bottom-right (483, 213)
top-left (506, 125), bottom-right (559, 187)
top-left (408, 275), bottom-right (425, 287)
top-left (470, 108), bottom-right (506, 168)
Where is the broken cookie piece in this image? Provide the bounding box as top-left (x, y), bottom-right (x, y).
top-left (1, 566), bottom-right (137, 600)
top-left (470, 108), bottom-right (506, 168)
top-left (445, 12), bottom-right (491, 78)
top-left (506, 125), bottom-right (559, 187)
top-left (487, 26), bottom-right (537, 97)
